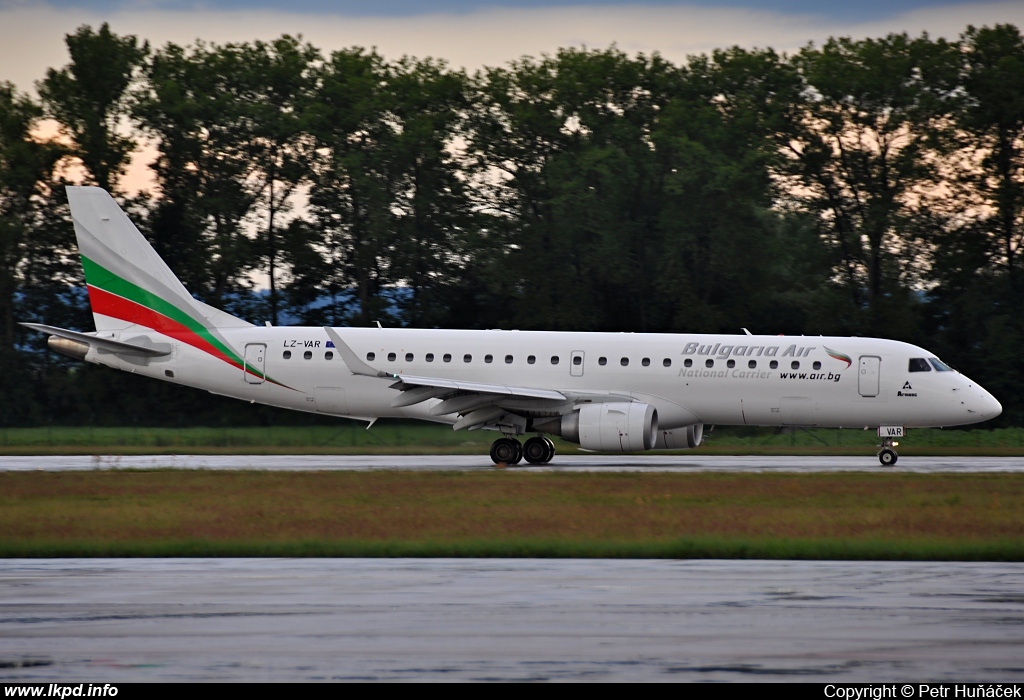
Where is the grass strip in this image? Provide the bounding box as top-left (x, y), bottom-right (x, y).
top-left (2, 470), bottom-right (1022, 560)
top-left (1, 538), bottom-right (1022, 561)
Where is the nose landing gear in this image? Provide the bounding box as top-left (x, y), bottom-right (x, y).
top-left (878, 438), bottom-right (898, 466)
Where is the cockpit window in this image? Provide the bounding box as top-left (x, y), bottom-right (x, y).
top-left (908, 358), bottom-right (931, 372)
top-left (929, 358), bottom-right (953, 372)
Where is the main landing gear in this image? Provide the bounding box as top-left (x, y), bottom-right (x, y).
top-left (489, 436), bottom-right (555, 466)
top-left (878, 438), bottom-right (898, 467)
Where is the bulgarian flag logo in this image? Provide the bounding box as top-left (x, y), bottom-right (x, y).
top-left (81, 254), bottom-right (292, 389)
top-left (824, 346), bottom-right (852, 368)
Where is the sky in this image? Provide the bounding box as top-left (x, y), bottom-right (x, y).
top-left (3, 0), bottom-right (1024, 98)
top-left (2, 0), bottom-right (1023, 198)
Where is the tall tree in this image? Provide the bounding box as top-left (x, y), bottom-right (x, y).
top-left (778, 34), bottom-right (957, 336)
top-left (655, 47), bottom-right (812, 333)
top-left (134, 40), bottom-right (262, 313)
top-left (383, 57), bottom-right (473, 327)
top-left (37, 23), bottom-right (148, 193)
top-left (0, 83), bottom-right (67, 348)
top-left (299, 48), bottom-right (395, 326)
top-left (957, 24), bottom-right (1024, 281)
top-left (242, 36), bottom-right (321, 326)
top-left (468, 48), bottom-right (683, 331)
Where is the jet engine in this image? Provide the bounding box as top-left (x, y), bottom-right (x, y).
top-left (653, 423), bottom-right (705, 449)
top-left (558, 402), bottom-right (658, 452)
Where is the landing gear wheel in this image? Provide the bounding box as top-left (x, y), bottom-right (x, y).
top-left (543, 437), bottom-right (555, 461)
top-left (523, 436), bottom-right (555, 464)
top-left (878, 448), bottom-right (898, 467)
top-left (490, 437), bottom-right (523, 465)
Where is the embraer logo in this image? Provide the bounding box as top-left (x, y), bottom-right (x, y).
top-left (898, 381), bottom-right (918, 397)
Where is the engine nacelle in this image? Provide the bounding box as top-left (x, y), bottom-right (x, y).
top-left (560, 402), bottom-right (658, 452)
top-left (653, 423), bottom-right (704, 449)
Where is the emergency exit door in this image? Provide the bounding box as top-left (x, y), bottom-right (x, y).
top-left (244, 343), bottom-right (266, 384)
top-left (858, 355), bottom-right (880, 397)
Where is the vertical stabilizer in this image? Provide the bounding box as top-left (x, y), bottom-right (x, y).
top-left (67, 186), bottom-right (252, 333)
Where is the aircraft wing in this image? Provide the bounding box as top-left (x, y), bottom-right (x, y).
top-left (387, 374), bottom-right (565, 401)
top-left (324, 326), bottom-right (573, 429)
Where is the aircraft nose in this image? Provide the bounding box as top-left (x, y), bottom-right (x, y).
top-left (981, 392), bottom-right (1003, 420)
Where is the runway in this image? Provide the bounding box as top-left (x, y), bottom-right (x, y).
top-left (2, 453), bottom-right (1024, 472)
top-left (1, 559), bottom-right (1022, 682)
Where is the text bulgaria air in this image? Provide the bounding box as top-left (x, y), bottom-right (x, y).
top-left (680, 341), bottom-right (844, 382)
top-left (683, 341), bottom-right (818, 359)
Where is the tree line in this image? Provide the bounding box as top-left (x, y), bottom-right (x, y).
top-left (2, 23), bottom-right (1023, 426)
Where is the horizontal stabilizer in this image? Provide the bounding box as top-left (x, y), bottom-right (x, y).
top-left (21, 323), bottom-right (172, 357)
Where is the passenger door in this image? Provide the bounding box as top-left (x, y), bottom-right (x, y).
top-left (858, 355), bottom-right (881, 397)
top-left (244, 343), bottom-right (266, 384)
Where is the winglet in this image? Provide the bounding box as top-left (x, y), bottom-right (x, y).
top-left (324, 327), bottom-right (392, 378)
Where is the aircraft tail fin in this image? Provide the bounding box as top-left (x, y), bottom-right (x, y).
top-left (67, 186), bottom-right (253, 333)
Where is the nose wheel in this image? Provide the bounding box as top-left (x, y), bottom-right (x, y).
top-left (877, 438), bottom-right (898, 466)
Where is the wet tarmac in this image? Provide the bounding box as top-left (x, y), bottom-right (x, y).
top-left (1, 559), bottom-right (1023, 682)
top-left (3, 454), bottom-right (1024, 472)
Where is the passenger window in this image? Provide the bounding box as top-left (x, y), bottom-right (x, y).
top-left (365, 352), bottom-right (374, 361)
top-left (748, 360), bottom-right (756, 369)
top-left (505, 355), bottom-right (513, 364)
top-left (551, 356), bottom-right (560, 365)
top-left (405, 353), bottom-right (413, 362)
top-left (621, 357), bottom-right (629, 366)
top-left (464, 354), bottom-right (472, 363)
top-left (684, 359), bottom-right (692, 367)
top-left (598, 357), bottom-right (607, 366)
top-left (426, 353), bottom-right (434, 362)
top-left (573, 356), bottom-right (582, 366)
top-left (909, 358), bottom-right (932, 372)
top-left (325, 351), bottom-right (334, 360)
top-left (791, 361), bottom-right (799, 370)
top-left (443, 353), bottom-right (452, 363)
top-left (387, 352), bottom-right (396, 361)
top-left (663, 358), bottom-right (671, 367)
top-left (770, 360), bottom-right (778, 369)
top-left (727, 359), bottom-right (735, 368)
top-left (485, 354), bottom-right (493, 363)
top-left (929, 358), bottom-right (953, 372)
top-left (303, 350), bottom-right (312, 360)
top-left (527, 355), bottom-right (536, 364)
top-left (283, 350), bottom-right (292, 360)
top-left (642, 358), bottom-right (651, 367)
top-left (813, 361), bottom-right (821, 370)
top-left (705, 359), bottom-right (714, 368)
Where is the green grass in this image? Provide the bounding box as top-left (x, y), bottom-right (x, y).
top-left (2, 470), bottom-right (1022, 560)
top-left (0, 423), bottom-right (1022, 455)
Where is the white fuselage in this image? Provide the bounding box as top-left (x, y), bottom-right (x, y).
top-left (86, 327), bottom-right (1002, 432)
